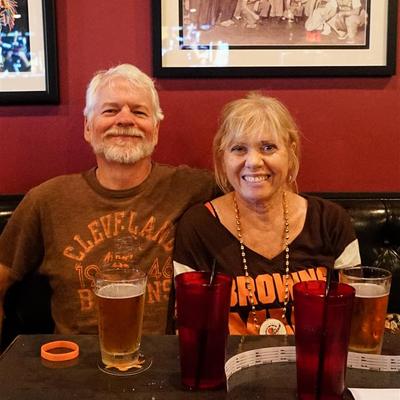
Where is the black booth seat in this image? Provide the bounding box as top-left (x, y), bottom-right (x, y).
top-left (0, 192), bottom-right (399, 350)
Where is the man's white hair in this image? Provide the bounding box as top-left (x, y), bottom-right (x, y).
top-left (83, 64), bottom-right (164, 124)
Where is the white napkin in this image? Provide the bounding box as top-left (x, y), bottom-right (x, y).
top-left (349, 388), bottom-right (400, 400)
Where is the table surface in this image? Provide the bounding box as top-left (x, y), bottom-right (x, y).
top-left (0, 334), bottom-right (399, 400)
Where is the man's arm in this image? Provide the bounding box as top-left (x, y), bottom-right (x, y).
top-left (0, 264), bottom-right (16, 341)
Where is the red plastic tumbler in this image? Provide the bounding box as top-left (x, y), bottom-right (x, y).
top-left (175, 271), bottom-right (232, 390)
top-left (294, 280), bottom-right (355, 400)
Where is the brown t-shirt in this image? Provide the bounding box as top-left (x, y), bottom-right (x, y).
top-left (0, 163), bottom-right (217, 334)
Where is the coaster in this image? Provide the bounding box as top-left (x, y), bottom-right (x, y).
top-left (97, 353), bottom-right (153, 376)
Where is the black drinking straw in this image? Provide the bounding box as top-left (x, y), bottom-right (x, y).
top-left (209, 258), bottom-right (216, 286)
top-left (194, 259), bottom-right (217, 389)
top-left (316, 268), bottom-right (333, 400)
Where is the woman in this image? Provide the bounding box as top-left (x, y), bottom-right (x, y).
top-left (173, 93), bottom-right (360, 335)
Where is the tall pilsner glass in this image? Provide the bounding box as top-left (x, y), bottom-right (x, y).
top-left (94, 267), bottom-right (151, 375)
top-left (340, 266), bottom-right (392, 354)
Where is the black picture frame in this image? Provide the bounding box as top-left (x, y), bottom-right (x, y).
top-left (153, 0), bottom-right (397, 78)
top-left (0, 0), bottom-right (59, 104)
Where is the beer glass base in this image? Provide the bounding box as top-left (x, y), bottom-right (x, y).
top-left (348, 344), bottom-right (383, 355)
top-left (97, 353), bottom-right (152, 376)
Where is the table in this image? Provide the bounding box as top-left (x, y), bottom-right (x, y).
top-left (0, 334), bottom-right (399, 400)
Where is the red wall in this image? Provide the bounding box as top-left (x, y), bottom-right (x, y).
top-left (1, 1), bottom-right (399, 194)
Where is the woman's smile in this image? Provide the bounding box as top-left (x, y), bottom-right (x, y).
top-left (242, 174), bottom-right (272, 183)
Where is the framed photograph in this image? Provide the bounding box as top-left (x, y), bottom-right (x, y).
top-left (0, 0), bottom-right (58, 104)
top-left (153, 0), bottom-right (397, 78)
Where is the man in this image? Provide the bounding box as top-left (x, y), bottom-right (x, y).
top-left (327, 0), bottom-right (366, 41)
top-left (305, 0), bottom-right (338, 35)
top-left (0, 64), bottom-right (217, 337)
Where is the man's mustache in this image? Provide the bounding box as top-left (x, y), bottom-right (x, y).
top-left (104, 128), bottom-right (145, 138)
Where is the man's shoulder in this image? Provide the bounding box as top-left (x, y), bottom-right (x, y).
top-left (154, 163), bottom-right (214, 184)
top-left (155, 162), bottom-right (211, 175)
top-left (7, 171), bottom-right (92, 219)
top-left (27, 170), bottom-right (90, 198)
top-left (152, 163), bottom-right (218, 200)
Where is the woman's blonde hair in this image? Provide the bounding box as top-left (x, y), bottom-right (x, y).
top-left (213, 92), bottom-right (300, 193)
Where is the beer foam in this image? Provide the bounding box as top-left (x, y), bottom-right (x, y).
top-left (352, 283), bottom-right (388, 298)
top-left (97, 283), bottom-right (144, 299)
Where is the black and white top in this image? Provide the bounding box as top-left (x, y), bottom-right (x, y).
top-left (173, 195), bottom-right (361, 335)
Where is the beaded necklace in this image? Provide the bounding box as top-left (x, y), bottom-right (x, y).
top-left (233, 191), bottom-right (290, 333)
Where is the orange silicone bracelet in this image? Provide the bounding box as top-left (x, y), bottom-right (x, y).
top-left (40, 340), bottom-right (79, 362)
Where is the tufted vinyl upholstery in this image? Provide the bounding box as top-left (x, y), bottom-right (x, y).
top-left (309, 193), bottom-right (400, 314)
top-left (0, 192), bottom-right (399, 349)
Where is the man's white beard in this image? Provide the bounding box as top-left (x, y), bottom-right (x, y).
top-left (91, 127), bottom-right (156, 164)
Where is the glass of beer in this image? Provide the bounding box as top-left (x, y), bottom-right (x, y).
top-left (94, 267), bottom-right (151, 375)
top-left (340, 266), bottom-right (392, 354)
